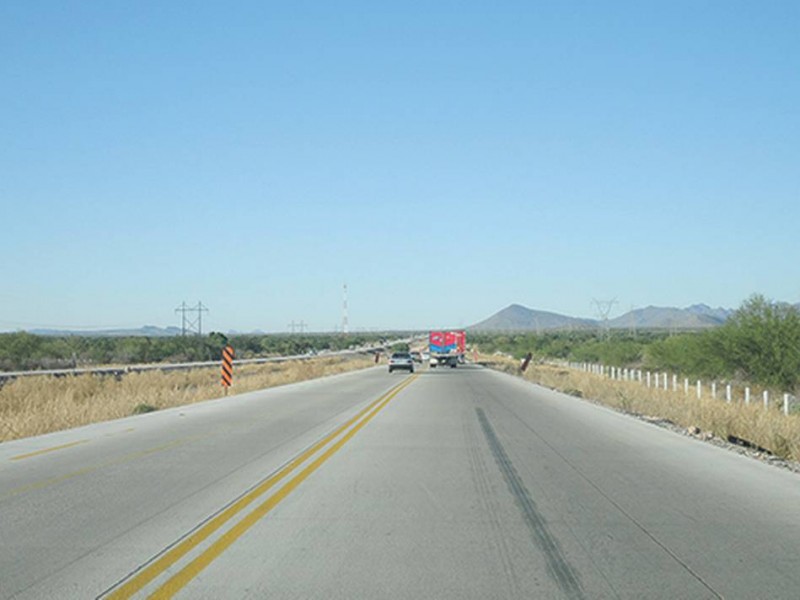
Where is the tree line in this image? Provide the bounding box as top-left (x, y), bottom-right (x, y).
top-left (0, 332), bottom-right (390, 372)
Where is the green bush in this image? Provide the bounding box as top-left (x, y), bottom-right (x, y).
top-left (644, 333), bottom-right (725, 378)
top-left (713, 295), bottom-right (800, 391)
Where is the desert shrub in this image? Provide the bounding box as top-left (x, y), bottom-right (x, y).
top-left (713, 295), bottom-right (800, 392)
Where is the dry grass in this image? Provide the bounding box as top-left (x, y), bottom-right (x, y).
top-left (0, 356), bottom-right (374, 442)
top-left (480, 356), bottom-right (800, 462)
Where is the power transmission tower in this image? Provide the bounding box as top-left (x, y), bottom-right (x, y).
top-left (288, 320), bottom-right (307, 334)
top-left (175, 301), bottom-right (209, 336)
top-left (341, 283), bottom-right (349, 335)
top-left (592, 298), bottom-right (618, 339)
top-left (191, 301), bottom-right (209, 336)
top-left (175, 302), bottom-right (190, 336)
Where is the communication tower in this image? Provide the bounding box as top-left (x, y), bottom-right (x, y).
top-left (342, 283), bottom-right (349, 334)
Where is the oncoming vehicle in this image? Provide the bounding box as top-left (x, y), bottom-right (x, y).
top-left (388, 352), bottom-right (414, 373)
top-left (410, 351), bottom-right (423, 363)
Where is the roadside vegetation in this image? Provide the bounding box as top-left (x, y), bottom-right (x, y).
top-left (472, 295), bottom-right (800, 394)
top-left (0, 332), bottom-right (392, 372)
top-left (475, 295), bottom-right (800, 461)
top-left (0, 355), bottom-right (374, 442)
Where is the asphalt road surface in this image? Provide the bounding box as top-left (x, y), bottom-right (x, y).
top-left (2, 364), bottom-right (800, 599)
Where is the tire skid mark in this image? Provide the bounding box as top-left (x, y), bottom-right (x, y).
top-left (490, 394), bottom-right (724, 600)
top-left (471, 377), bottom-right (631, 598)
top-left (477, 407), bottom-right (586, 600)
top-left (463, 414), bottom-right (523, 598)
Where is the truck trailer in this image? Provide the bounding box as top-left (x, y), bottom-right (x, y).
top-left (429, 330), bottom-right (466, 368)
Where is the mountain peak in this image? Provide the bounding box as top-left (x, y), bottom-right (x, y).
top-left (470, 305), bottom-right (595, 331)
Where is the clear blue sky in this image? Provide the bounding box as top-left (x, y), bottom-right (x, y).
top-left (2, 1), bottom-right (798, 333)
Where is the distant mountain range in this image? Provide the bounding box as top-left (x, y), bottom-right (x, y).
top-left (470, 303), bottom-right (737, 332)
top-left (18, 300), bottom-right (797, 336)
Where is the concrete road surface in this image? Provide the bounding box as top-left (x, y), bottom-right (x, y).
top-left (2, 364), bottom-right (800, 599)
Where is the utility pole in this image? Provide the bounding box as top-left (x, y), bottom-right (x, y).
top-left (175, 301), bottom-right (209, 336)
top-left (592, 298), bottom-right (618, 339)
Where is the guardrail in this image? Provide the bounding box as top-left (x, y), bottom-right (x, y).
top-left (0, 344), bottom-right (406, 382)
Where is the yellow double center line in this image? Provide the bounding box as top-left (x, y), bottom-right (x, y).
top-left (107, 374), bottom-right (418, 599)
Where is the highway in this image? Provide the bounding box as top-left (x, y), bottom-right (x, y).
top-left (2, 364), bottom-right (800, 599)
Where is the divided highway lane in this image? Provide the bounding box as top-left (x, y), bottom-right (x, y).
top-left (0, 366), bottom-right (407, 599)
top-left (3, 364), bottom-right (800, 598)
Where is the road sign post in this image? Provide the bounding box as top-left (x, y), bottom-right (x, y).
top-left (221, 345), bottom-right (235, 393)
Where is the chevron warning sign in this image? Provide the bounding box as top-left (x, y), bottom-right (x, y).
top-left (221, 345), bottom-right (235, 389)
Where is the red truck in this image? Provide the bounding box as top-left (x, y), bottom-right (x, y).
top-left (429, 330), bottom-right (466, 368)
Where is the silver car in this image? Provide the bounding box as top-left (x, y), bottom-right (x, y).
top-left (388, 352), bottom-right (414, 373)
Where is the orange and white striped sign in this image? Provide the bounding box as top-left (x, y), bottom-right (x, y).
top-left (221, 345), bottom-right (235, 389)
